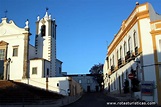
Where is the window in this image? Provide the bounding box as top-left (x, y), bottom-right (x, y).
top-left (117, 50), bottom-right (119, 60)
top-left (57, 83), bottom-right (59, 87)
top-left (0, 49), bottom-right (5, 60)
top-left (133, 31), bottom-right (137, 48)
top-left (159, 40), bottom-right (161, 52)
top-left (110, 58), bottom-right (112, 67)
top-left (120, 46), bottom-right (122, 58)
top-left (79, 79), bottom-right (82, 84)
top-left (32, 67), bottom-right (37, 74)
top-left (41, 25), bottom-right (46, 36)
top-left (13, 47), bottom-right (18, 56)
top-left (124, 42), bottom-right (127, 56)
top-left (128, 37), bottom-right (132, 51)
top-left (87, 79), bottom-right (90, 84)
top-left (112, 55), bottom-right (114, 66)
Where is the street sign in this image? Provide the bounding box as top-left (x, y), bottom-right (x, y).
top-left (128, 73), bottom-right (134, 79)
top-left (141, 81), bottom-right (154, 96)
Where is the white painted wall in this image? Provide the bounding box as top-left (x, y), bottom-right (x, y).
top-left (29, 44), bottom-right (35, 60)
top-left (30, 59), bottom-right (51, 78)
top-left (155, 35), bottom-right (161, 62)
top-left (56, 59), bottom-right (62, 77)
top-left (35, 13), bottom-right (56, 77)
top-left (71, 75), bottom-right (99, 92)
top-left (0, 18), bottom-right (29, 80)
top-left (20, 77), bottom-right (69, 96)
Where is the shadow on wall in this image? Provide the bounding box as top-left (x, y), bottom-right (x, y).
top-left (106, 51), bottom-right (160, 103)
top-left (20, 77), bottom-right (83, 97)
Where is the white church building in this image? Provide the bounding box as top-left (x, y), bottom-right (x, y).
top-left (0, 10), bottom-right (63, 80)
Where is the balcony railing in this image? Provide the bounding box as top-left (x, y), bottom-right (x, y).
top-left (125, 51), bottom-right (131, 62)
top-left (135, 47), bottom-right (138, 55)
top-left (111, 65), bottom-right (114, 72)
top-left (118, 58), bottom-right (122, 67)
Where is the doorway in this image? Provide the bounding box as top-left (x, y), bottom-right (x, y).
top-left (87, 86), bottom-right (91, 92)
top-left (0, 60), bottom-right (4, 79)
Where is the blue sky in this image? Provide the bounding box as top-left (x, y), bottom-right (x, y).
top-left (0, 0), bottom-right (161, 74)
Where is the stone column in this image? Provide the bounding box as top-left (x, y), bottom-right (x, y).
top-left (22, 30), bottom-right (31, 79)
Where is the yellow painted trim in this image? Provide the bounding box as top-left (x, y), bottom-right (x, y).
top-left (108, 8), bottom-right (149, 56)
top-left (151, 33), bottom-right (161, 105)
top-left (156, 23), bottom-right (161, 29)
top-left (137, 21), bottom-right (143, 54)
top-left (150, 20), bottom-right (161, 24)
top-left (151, 30), bottom-right (161, 35)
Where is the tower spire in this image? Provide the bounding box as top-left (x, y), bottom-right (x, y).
top-left (44, 7), bottom-right (49, 18)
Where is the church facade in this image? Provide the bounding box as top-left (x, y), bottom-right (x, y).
top-left (0, 11), bottom-right (62, 80)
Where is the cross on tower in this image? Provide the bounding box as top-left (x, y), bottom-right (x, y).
top-left (4, 10), bottom-right (8, 18)
top-left (46, 7), bottom-right (49, 12)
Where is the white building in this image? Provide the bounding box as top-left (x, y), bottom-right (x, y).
top-left (103, 2), bottom-right (161, 104)
top-left (20, 77), bottom-right (83, 96)
top-left (0, 10), bottom-right (63, 80)
top-left (0, 18), bottom-right (30, 80)
top-left (67, 74), bottom-right (100, 92)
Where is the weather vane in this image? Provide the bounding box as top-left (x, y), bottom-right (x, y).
top-left (4, 10), bottom-right (8, 18)
top-left (46, 7), bottom-right (49, 12)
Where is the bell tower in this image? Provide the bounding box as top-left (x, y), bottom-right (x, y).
top-left (35, 9), bottom-right (57, 76)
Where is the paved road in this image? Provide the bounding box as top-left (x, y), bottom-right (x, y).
top-left (64, 92), bottom-right (159, 107)
top-left (64, 92), bottom-right (119, 107)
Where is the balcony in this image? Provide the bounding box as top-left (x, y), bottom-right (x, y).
top-left (118, 58), bottom-right (123, 67)
top-left (111, 65), bottom-right (114, 72)
top-left (135, 47), bottom-right (138, 55)
top-left (125, 51), bottom-right (131, 62)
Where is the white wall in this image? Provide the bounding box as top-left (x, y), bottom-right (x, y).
top-left (29, 44), bottom-right (35, 60)
top-left (56, 59), bottom-right (62, 77)
top-left (30, 59), bottom-right (51, 78)
top-left (71, 75), bottom-right (99, 92)
top-left (30, 59), bottom-right (43, 78)
top-left (104, 3), bottom-right (160, 103)
top-left (35, 13), bottom-right (56, 77)
top-left (20, 77), bottom-right (69, 96)
top-left (0, 18), bottom-right (29, 80)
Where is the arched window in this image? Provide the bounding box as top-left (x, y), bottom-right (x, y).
top-left (120, 46), bottom-right (122, 58)
top-left (133, 31), bottom-right (137, 48)
top-left (124, 42), bottom-right (127, 56)
top-left (128, 37), bottom-right (131, 51)
top-left (112, 55), bottom-right (114, 66)
top-left (117, 50), bottom-right (119, 60)
top-left (41, 25), bottom-right (46, 36)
